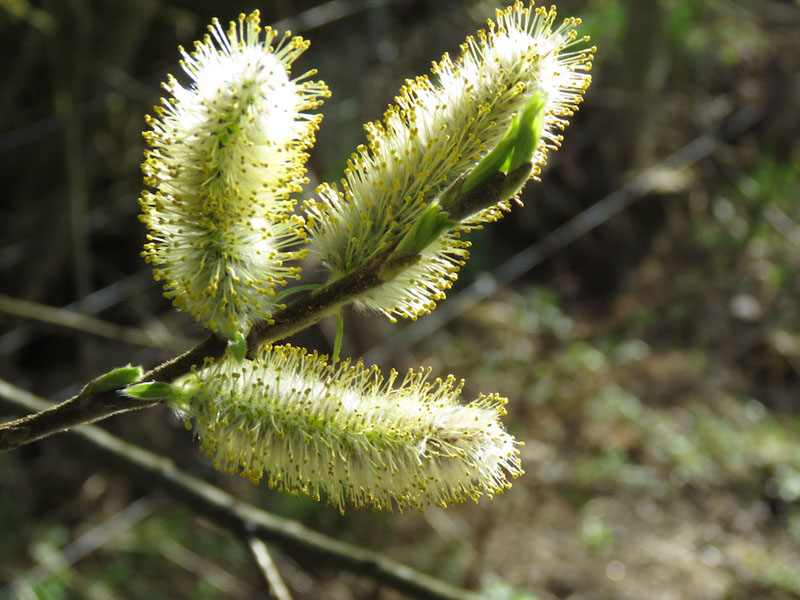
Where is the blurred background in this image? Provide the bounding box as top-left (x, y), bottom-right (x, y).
top-left (1, 0), bottom-right (799, 598)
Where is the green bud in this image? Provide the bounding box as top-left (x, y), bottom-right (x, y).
top-left (93, 365), bottom-right (144, 394)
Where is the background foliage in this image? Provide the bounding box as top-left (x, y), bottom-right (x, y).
top-left (1, 0), bottom-right (799, 598)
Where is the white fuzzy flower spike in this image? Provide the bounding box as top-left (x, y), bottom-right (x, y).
top-left (140, 11), bottom-right (330, 337)
top-left (305, 1), bottom-right (593, 321)
top-left (171, 345), bottom-right (523, 513)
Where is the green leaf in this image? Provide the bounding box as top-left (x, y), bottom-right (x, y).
top-left (460, 92), bottom-right (545, 196)
top-left (228, 331), bottom-right (247, 362)
top-left (507, 92), bottom-right (545, 172)
top-left (122, 381), bottom-right (178, 401)
top-left (395, 202), bottom-right (457, 255)
top-left (461, 129), bottom-right (518, 197)
top-left (94, 365), bottom-right (143, 393)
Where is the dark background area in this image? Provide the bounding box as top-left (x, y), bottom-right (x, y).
top-left (1, 0), bottom-right (799, 598)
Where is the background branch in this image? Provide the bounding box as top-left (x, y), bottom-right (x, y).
top-left (0, 377), bottom-right (482, 600)
top-left (247, 537), bottom-right (293, 600)
top-left (0, 293), bottom-right (192, 352)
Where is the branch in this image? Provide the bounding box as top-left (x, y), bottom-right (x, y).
top-left (0, 378), bottom-right (482, 600)
top-left (0, 334), bottom-right (227, 450)
top-left (0, 257), bottom-right (380, 449)
top-left (0, 170), bottom-right (522, 450)
top-left (245, 167), bottom-right (526, 349)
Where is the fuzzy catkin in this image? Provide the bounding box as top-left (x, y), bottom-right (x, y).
top-left (172, 345), bottom-right (523, 513)
top-left (305, 1), bottom-right (594, 322)
top-left (139, 11), bottom-right (329, 338)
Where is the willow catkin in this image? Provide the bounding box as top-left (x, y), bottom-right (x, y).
top-left (172, 345), bottom-right (523, 513)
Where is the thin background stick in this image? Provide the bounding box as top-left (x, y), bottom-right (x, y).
top-left (0, 294), bottom-right (190, 352)
top-left (248, 537), bottom-right (293, 600)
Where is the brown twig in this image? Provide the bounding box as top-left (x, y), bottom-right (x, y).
top-left (0, 334), bottom-right (226, 450)
top-left (0, 378), bottom-right (482, 600)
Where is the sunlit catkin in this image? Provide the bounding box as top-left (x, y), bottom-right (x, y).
top-left (171, 345), bottom-right (523, 513)
top-left (139, 11), bottom-right (329, 338)
top-left (305, 1), bottom-right (593, 321)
